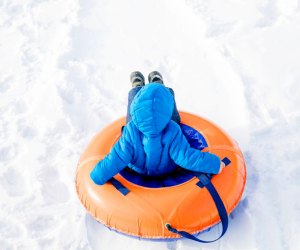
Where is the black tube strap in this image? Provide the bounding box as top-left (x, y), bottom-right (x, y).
top-left (166, 157), bottom-right (231, 243)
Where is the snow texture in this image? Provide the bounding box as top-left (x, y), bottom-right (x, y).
top-left (0, 0), bottom-right (300, 249)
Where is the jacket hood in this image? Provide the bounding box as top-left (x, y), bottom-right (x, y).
top-left (130, 83), bottom-right (174, 136)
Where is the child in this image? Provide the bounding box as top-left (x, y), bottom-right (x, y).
top-left (90, 71), bottom-right (224, 185)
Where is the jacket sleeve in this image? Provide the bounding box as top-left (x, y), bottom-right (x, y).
top-left (169, 123), bottom-right (221, 174)
top-left (90, 126), bottom-right (133, 185)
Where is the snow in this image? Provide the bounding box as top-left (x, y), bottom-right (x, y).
top-left (0, 0), bottom-right (299, 249)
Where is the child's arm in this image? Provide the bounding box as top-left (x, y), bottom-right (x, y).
top-left (169, 122), bottom-right (221, 174)
top-left (90, 127), bottom-right (133, 185)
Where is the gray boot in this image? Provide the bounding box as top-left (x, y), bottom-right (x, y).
top-left (130, 71), bottom-right (145, 87)
top-left (148, 71), bottom-right (164, 84)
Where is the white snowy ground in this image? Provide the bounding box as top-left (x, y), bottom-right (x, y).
top-left (1, 0), bottom-right (300, 249)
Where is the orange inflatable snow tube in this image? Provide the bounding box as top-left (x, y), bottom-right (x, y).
top-left (75, 112), bottom-right (246, 239)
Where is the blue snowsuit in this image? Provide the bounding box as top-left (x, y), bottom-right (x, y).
top-left (90, 83), bottom-right (221, 185)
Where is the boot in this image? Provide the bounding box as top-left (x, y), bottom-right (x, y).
top-left (148, 71), bottom-right (164, 84)
top-left (130, 71), bottom-right (145, 87)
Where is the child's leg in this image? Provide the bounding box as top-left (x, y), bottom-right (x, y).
top-left (126, 71), bottom-right (145, 123)
top-left (168, 88), bottom-right (181, 124)
top-left (126, 87), bottom-right (143, 123)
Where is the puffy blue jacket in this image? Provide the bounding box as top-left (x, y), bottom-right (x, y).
top-left (90, 83), bottom-right (221, 185)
